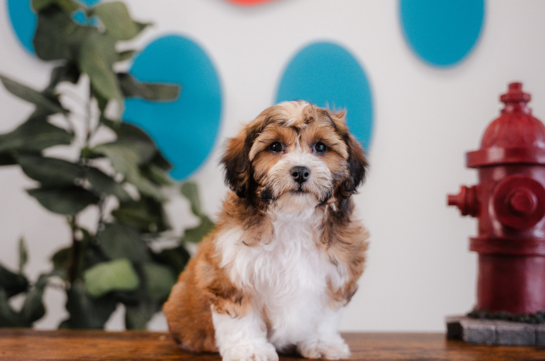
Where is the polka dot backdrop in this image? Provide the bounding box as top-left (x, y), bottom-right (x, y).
top-left (399, 0), bottom-right (485, 67)
top-left (5, 0), bottom-right (486, 178)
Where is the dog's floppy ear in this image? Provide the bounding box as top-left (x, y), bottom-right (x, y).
top-left (221, 115), bottom-right (268, 199)
top-left (221, 129), bottom-right (252, 198)
top-left (343, 133), bottom-right (367, 196)
top-left (332, 110), bottom-right (368, 198)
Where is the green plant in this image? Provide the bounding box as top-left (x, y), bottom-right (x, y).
top-left (0, 0), bottom-right (214, 329)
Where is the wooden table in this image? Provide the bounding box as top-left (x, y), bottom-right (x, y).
top-left (0, 329), bottom-right (544, 360)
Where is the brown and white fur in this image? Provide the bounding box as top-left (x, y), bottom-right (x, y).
top-left (163, 101), bottom-right (369, 361)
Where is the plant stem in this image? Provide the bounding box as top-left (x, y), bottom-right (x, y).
top-left (67, 90), bottom-right (93, 284)
top-left (87, 84), bottom-right (104, 145)
top-left (94, 197), bottom-right (106, 245)
top-left (85, 91), bottom-right (92, 145)
top-left (67, 216), bottom-right (81, 283)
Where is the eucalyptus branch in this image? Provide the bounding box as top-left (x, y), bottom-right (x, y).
top-left (0, 0), bottom-right (196, 330)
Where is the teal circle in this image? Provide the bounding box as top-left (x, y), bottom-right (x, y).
top-left (400, 0), bottom-right (485, 67)
top-left (7, 0), bottom-right (100, 54)
top-left (276, 42), bottom-right (373, 150)
top-left (124, 35), bottom-right (222, 180)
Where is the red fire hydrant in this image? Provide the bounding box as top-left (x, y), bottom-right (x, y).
top-left (448, 82), bottom-right (545, 315)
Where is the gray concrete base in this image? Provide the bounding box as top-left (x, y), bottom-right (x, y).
top-left (446, 315), bottom-right (545, 346)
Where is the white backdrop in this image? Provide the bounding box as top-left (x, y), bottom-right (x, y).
top-left (1, 0), bottom-right (545, 332)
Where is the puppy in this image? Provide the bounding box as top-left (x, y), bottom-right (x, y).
top-left (163, 101), bottom-right (369, 361)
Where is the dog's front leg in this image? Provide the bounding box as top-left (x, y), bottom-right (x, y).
top-left (296, 307), bottom-right (350, 360)
top-left (212, 306), bottom-right (278, 361)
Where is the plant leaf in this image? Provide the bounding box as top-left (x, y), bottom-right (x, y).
top-left (98, 224), bottom-right (149, 263)
top-left (83, 258), bottom-right (139, 297)
top-left (153, 246), bottom-right (190, 276)
top-left (183, 215), bottom-right (215, 244)
top-left (0, 263), bottom-right (29, 298)
top-left (117, 50), bottom-right (136, 62)
top-left (150, 152), bottom-right (172, 171)
top-left (51, 247), bottom-right (71, 272)
top-left (138, 83), bottom-right (180, 101)
top-left (81, 237), bottom-right (109, 273)
top-left (140, 163), bottom-right (173, 186)
top-left (47, 63), bottom-right (80, 90)
top-left (18, 238), bottom-right (28, 274)
top-left (27, 186), bottom-right (99, 215)
top-left (0, 117), bottom-right (73, 154)
top-left (18, 154), bottom-right (82, 186)
top-left (125, 299), bottom-right (157, 330)
top-left (118, 73), bottom-right (180, 101)
top-left (98, 120), bottom-right (170, 198)
top-left (59, 281), bottom-right (117, 329)
top-left (102, 118), bottom-right (155, 146)
top-left (86, 167), bottom-right (132, 202)
top-left (32, 0), bottom-right (82, 13)
top-left (181, 182), bottom-right (203, 217)
top-left (20, 273), bottom-right (52, 324)
top-left (125, 169), bottom-right (165, 201)
top-left (0, 153), bottom-right (18, 166)
top-left (93, 141), bottom-right (154, 169)
top-left (112, 197), bottom-right (170, 233)
top-left (93, 142), bottom-right (163, 201)
top-left (91, 84), bottom-right (109, 114)
top-left (91, 2), bottom-right (149, 41)
top-left (143, 263), bottom-right (175, 302)
top-left (0, 289), bottom-right (28, 327)
top-left (78, 29), bottom-right (121, 103)
top-left (0, 75), bottom-right (67, 115)
top-left (34, 6), bottom-right (84, 61)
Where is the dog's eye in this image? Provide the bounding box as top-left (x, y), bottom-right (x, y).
top-left (314, 142), bottom-right (327, 154)
top-left (270, 142), bottom-right (283, 153)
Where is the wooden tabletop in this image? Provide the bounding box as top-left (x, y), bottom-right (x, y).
top-left (0, 329), bottom-right (544, 360)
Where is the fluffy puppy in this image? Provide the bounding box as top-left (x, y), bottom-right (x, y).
top-left (163, 101), bottom-right (369, 361)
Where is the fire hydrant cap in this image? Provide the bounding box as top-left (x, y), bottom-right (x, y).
top-left (500, 82), bottom-right (531, 103)
top-left (467, 82), bottom-right (545, 168)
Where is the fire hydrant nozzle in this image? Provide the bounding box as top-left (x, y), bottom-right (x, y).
top-left (447, 185), bottom-right (479, 217)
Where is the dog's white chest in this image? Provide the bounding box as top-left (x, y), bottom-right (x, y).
top-left (259, 220), bottom-right (331, 347)
top-left (217, 209), bottom-right (344, 349)
top-left (254, 212), bottom-right (326, 290)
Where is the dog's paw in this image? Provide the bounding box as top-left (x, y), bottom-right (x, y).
top-left (222, 342), bottom-right (279, 361)
top-left (298, 337), bottom-right (350, 360)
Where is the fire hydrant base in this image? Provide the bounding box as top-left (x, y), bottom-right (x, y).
top-left (446, 315), bottom-right (545, 346)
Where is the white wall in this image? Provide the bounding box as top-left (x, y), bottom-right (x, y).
top-left (1, 0), bottom-right (545, 332)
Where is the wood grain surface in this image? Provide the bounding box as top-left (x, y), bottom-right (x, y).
top-left (0, 329), bottom-right (544, 360)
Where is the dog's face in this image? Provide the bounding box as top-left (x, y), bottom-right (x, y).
top-left (222, 101), bottom-right (367, 211)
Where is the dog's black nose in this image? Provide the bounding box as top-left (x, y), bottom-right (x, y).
top-left (291, 166), bottom-right (310, 184)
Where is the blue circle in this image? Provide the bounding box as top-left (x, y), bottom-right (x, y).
top-left (7, 0), bottom-right (100, 55)
top-left (124, 35), bottom-right (222, 180)
top-left (400, 0), bottom-right (485, 67)
top-left (276, 42), bottom-right (373, 151)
